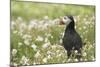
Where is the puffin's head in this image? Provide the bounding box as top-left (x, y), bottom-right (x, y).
top-left (59, 16), bottom-right (74, 25)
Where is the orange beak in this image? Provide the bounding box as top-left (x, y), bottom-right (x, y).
top-left (59, 17), bottom-right (65, 25)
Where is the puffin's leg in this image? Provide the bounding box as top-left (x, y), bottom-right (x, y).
top-left (75, 49), bottom-right (82, 61)
top-left (67, 50), bottom-right (71, 58)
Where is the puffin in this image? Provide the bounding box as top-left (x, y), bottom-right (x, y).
top-left (59, 16), bottom-right (82, 60)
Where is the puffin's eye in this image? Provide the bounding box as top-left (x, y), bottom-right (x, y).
top-left (64, 17), bottom-right (67, 19)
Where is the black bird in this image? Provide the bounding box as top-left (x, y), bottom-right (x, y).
top-left (60, 16), bottom-right (82, 60)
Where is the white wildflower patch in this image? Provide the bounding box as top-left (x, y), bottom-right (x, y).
top-left (75, 26), bottom-right (77, 29)
top-left (13, 30), bottom-right (18, 34)
top-left (44, 16), bottom-right (49, 20)
top-left (44, 37), bottom-right (49, 43)
top-left (79, 27), bottom-right (82, 30)
top-left (19, 23), bottom-right (27, 32)
top-left (12, 49), bottom-right (17, 56)
top-left (47, 51), bottom-right (52, 55)
top-left (64, 49), bottom-right (67, 53)
top-left (11, 21), bottom-right (16, 29)
top-left (22, 34), bottom-right (31, 40)
top-left (83, 26), bottom-right (86, 29)
top-left (20, 56), bottom-right (29, 65)
top-left (84, 59), bottom-right (87, 61)
top-left (42, 42), bottom-right (51, 48)
top-left (31, 44), bottom-right (37, 51)
top-left (13, 63), bottom-right (18, 67)
top-left (51, 45), bottom-right (57, 49)
top-left (47, 55), bottom-right (51, 59)
top-left (67, 59), bottom-right (71, 62)
top-left (59, 39), bottom-right (62, 44)
top-left (83, 18), bottom-right (87, 21)
top-left (17, 17), bottom-right (23, 22)
top-left (43, 58), bottom-right (47, 63)
top-left (18, 31), bottom-right (23, 36)
top-left (18, 42), bottom-right (23, 46)
top-left (83, 52), bottom-right (87, 57)
top-left (28, 20), bottom-right (38, 30)
top-left (91, 56), bottom-right (95, 61)
top-left (24, 39), bottom-right (30, 45)
top-left (11, 15), bottom-right (95, 65)
top-left (56, 50), bottom-right (60, 53)
top-left (74, 50), bottom-right (78, 54)
top-left (85, 21), bottom-right (90, 25)
top-left (51, 35), bottom-right (53, 38)
top-left (74, 59), bottom-right (78, 62)
top-left (60, 32), bottom-right (64, 38)
top-left (57, 53), bottom-right (62, 57)
top-left (34, 50), bottom-right (41, 58)
top-left (33, 62), bottom-right (37, 65)
top-left (36, 36), bottom-right (44, 41)
top-left (45, 33), bottom-right (51, 37)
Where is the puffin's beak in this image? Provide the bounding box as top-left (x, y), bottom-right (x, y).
top-left (59, 17), bottom-right (65, 25)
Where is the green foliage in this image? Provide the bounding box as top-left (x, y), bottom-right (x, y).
top-left (11, 1), bottom-right (95, 21)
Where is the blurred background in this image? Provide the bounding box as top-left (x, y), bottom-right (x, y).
top-left (11, 1), bottom-right (95, 21)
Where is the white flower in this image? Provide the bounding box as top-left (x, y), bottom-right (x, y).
top-left (43, 23), bottom-right (49, 29)
top-left (83, 52), bottom-right (87, 57)
top-left (22, 34), bottom-right (31, 40)
top-left (13, 30), bottom-right (18, 34)
top-left (59, 39), bottom-right (62, 44)
top-left (12, 49), bottom-right (17, 56)
top-left (75, 26), bottom-right (77, 29)
top-left (44, 37), bottom-right (49, 43)
top-left (51, 45), bottom-right (57, 49)
top-left (57, 53), bottom-right (62, 57)
top-left (91, 56), bottom-right (95, 61)
top-left (34, 50), bottom-right (41, 58)
top-left (45, 33), bottom-right (51, 37)
top-left (85, 21), bottom-right (90, 25)
top-left (64, 50), bottom-right (67, 53)
top-left (19, 23), bottom-right (27, 32)
top-left (11, 21), bottom-right (16, 29)
top-left (84, 59), bottom-right (87, 61)
top-left (43, 58), bottom-right (47, 63)
top-left (43, 16), bottom-right (49, 20)
top-left (18, 31), bottom-right (23, 36)
top-left (33, 62), bottom-right (36, 65)
top-left (47, 55), bottom-right (51, 59)
top-left (24, 39), bottom-right (30, 45)
top-left (31, 44), bottom-right (37, 51)
top-left (18, 42), bottom-right (23, 46)
top-left (36, 36), bottom-right (44, 41)
top-left (67, 59), bottom-right (71, 62)
top-left (79, 27), bottom-right (82, 30)
top-left (47, 51), bottom-right (52, 55)
top-left (42, 42), bottom-right (50, 48)
top-left (80, 58), bottom-right (83, 61)
top-left (61, 32), bottom-right (64, 38)
top-left (28, 20), bottom-right (38, 30)
top-left (17, 17), bottom-right (23, 22)
top-left (51, 35), bottom-right (53, 38)
top-left (83, 18), bottom-right (87, 21)
top-left (74, 50), bottom-right (78, 54)
top-left (13, 63), bottom-right (18, 67)
top-left (83, 26), bottom-right (86, 29)
top-left (56, 50), bottom-right (60, 53)
top-left (20, 56), bottom-right (29, 65)
top-left (74, 59), bottom-right (78, 62)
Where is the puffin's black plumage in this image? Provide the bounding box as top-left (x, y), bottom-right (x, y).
top-left (61, 16), bottom-right (82, 59)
